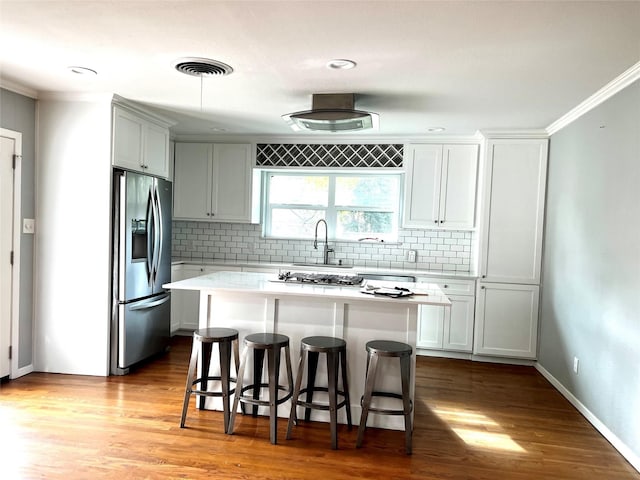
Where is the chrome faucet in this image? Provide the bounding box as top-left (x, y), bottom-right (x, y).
top-left (313, 219), bottom-right (334, 265)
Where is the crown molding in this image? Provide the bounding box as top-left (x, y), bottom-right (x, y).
top-left (112, 95), bottom-right (176, 128)
top-left (478, 129), bottom-right (549, 139)
top-left (171, 132), bottom-right (482, 144)
top-left (546, 61), bottom-right (640, 136)
top-left (37, 91), bottom-right (114, 103)
top-left (0, 78), bottom-right (38, 99)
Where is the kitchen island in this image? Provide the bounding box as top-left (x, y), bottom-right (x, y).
top-left (164, 271), bottom-right (450, 430)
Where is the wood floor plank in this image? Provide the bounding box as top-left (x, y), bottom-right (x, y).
top-left (0, 336), bottom-right (637, 479)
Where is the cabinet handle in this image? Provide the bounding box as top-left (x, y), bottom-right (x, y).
top-left (482, 275), bottom-right (486, 278)
top-left (434, 220), bottom-right (438, 224)
top-left (440, 220), bottom-right (444, 224)
top-left (443, 285), bottom-right (449, 288)
top-left (481, 286), bottom-right (485, 289)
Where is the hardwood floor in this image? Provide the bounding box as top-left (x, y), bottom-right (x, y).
top-left (1, 336), bottom-right (638, 480)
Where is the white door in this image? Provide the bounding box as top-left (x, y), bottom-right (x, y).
top-left (173, 142), bottom-right (213, 220)
top-left (474, 282), bottom-right (540, 359)
top-left (212, 144), bottom-right (252, 222)
top-left (480, 140), bottom-right (548, 284)
top-left (402, 144), bottom-right (442, 227)
top-left (439, 144), bottom-right (478, 229)
top-left (0, 132), bottom-right (18, 378)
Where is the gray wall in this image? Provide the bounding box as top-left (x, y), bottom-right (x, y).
top-left (539, 79), bottom-right (640, 459)
top-left (0, 88), bottom-right (36, 369)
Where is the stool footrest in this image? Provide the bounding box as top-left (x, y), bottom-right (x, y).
top-left (294, 386), bottom-right (349, 411)
top-left (238, 383), bottom-right (293, 407)
top-left (360, 391), bottom-right (413, 416)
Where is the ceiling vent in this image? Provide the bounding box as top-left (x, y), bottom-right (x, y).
top-left (173, 57), bottom-right (233, 77)
top-left (282, 94), bottom-right (379, 132)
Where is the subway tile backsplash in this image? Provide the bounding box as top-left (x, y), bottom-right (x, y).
top-left (172, 221), bottom-right (474, 272)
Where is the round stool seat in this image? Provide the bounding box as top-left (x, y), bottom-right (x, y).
top-left (194, 327), bottom-right (239, 343)
top-left (301, 336), bottom-right (346, 352)
top-left (244, 332), bottom-right (290, 349)
top-left (366, 340), bottom-right (412, 357)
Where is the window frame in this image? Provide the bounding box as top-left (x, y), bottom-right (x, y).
top-left (261, 170), bottom-right (404, 242)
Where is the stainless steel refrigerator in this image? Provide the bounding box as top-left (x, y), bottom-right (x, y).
top-left (111, 169), bottom-right (172, 375)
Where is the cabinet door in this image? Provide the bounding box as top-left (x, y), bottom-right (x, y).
top-left (443, 295), bottom-right (474, 352)
top-left (212, 144), bottom-right (252, 222)
top-left (173, 143), bottom-right (214, 220)
top-left (403, 144), bottom-right (443, 227)
top-left (112, 106), bottom-right (143, 171)
top-left (144, 122), bottom-right (169, 178)
top-left (439, 144), bottom-right (478, 229)
top-left (480, 140), bottom-right (548, 283)
top-left (417, 304), bottom-right (445, 349)
top-left (474, 282), bottom-right (539, 359)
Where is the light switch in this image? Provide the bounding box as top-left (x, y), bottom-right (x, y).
top-left (23, 218), bottom-right (35, 234)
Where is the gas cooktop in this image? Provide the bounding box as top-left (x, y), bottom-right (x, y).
top-left (276, 271), bottom-right (364, 286)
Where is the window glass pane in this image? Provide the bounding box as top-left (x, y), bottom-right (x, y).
top-left (270, 209), bottom-right (324, 237)
top-left (335, 176), bottom-right (399, 209)
top-left (336, 210), bottom-right (394, 239)
top-left (269, 175), bottom-right (328, 206)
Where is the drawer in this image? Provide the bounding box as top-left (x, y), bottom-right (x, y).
top-left (416, 277), bottom-right (475, 296)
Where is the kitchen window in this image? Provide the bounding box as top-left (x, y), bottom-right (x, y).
top-left (262, 172), bottom-right (402, 241)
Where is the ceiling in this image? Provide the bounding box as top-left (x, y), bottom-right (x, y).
top-left (1, 1), bottom-right (639, 137)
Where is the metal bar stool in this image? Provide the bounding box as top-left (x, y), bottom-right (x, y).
top-left (356, 340), bottom-right (413, 454)
top-left (227, 332), bottom-right (294, 444)
top-left (286, 336), bottom-right (352, 449)
top-left (180, 327), bottom-right (241, 434)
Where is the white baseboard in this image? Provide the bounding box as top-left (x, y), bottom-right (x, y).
top-left (535, 363), bottom-right (640, 474)
top-left (417, 348), bottom-right (535, 366)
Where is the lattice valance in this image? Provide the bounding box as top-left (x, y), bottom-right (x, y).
top-left (256, 144), bottom-right (403, 168)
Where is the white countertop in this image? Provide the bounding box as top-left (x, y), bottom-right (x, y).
top-left (170, 257), bottom-right (477, 280)
top-left (164, 270), bottom-right (451, 306)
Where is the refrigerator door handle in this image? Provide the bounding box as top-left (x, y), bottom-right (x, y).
top-left (150, 182), bottom-right (161, 285)
top-left (146, 188), bottom-right (155, 287)
top-left (129, 294), bottom-right (170, 311)
top-left (153, 181), bottom-right (164, 286)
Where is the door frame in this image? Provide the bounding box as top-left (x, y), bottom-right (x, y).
top-left (1, 128), bottom-right (24, 379)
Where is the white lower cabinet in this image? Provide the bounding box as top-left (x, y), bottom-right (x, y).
top-left (416, 278), bottom-right (475, 353)
top-left (473, 282), bottom-right (539, 359)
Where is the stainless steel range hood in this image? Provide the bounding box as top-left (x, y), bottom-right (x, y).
top-left (282, 94), bottom-right (379, 132)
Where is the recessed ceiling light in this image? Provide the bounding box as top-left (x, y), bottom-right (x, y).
top-left (326, 59), bottom-right (356, 70)
top-left (67, 66), bottom-right (97, 75)
top-left (427, 127), bottom-right (446, 133)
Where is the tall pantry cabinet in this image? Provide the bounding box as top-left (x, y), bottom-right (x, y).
top-left (474, 138), bottom-right (548, 359)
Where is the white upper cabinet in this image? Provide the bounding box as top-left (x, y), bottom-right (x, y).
top-left (479, 139), bottom-right (548, 284)
top-left (112, 105), bottom-right (170, 178)
top-left (403, 144), bottom-right (479, 229)
top-left (173, 143), bottom-right (253, 222)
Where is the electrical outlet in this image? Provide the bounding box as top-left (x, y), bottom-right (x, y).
top-left (23, 218), bottom-right (35, 234)
top-left (573, 356), bottom-right (579, 374)
top-left (406, 250), bottom-right (417, 262)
